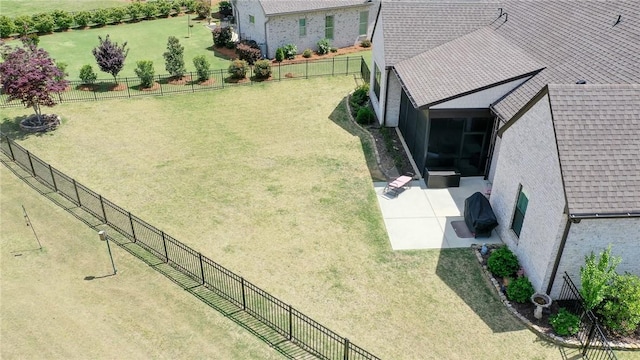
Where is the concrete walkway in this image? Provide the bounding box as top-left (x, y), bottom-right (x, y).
top-left (374, 177), bottom-right (503, 250)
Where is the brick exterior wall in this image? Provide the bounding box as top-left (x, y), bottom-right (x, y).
top-left (384, 72), bottom-right (402, 127)
top-left (549, 217), bottom-right (640, 298)
top-left (234, 0), bottom-right (267, 45)
top-left (490, 94), bottom-right (567, 293)
top-left (370, 19), bottom-right (386, 125)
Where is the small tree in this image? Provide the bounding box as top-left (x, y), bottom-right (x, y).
top-left (163, 36), bottom-right (185, 78)
top-left (193, 55), bottom-right (210, 82)
top-left (92, 34), bottom-right (129, 84)
top-left (0, 15), bottom-right (16, 38)
top-left (135, 60), bottom-right (155, 88)
top-left (0, 39), bottom-right (68, 123)
top-left (212, 26), bottom-right (232, 47)
top-left (228, 59), bottom-right (248, 79)
top-left (79, 64), bottom-right (98, 85)
top-left (219, 1), bottom-right (233, 17)
top-left (195, 0), bottom-right (211, 19)
top-left (581, 245), bottom-right (621, 310)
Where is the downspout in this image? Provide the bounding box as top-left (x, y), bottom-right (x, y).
top-left (264, 17), bottom-right (270, 58)
top-left (546, 213), bottom-right (573, 295)
top-left (383, 68), bottom-right (390, 126)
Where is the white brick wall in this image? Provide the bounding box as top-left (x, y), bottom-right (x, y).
top-left (384, 72), bottom-right (402, 127)
top-left (490, 94), bottom-right (567, 293)
top-left (234, 0), bottom-right (267, 45)
top-left (549, 217), bottom-right (640, 298)
top-left (370, 18), bottom-right (386, 125)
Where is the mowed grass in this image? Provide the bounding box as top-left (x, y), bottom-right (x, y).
top-left (0, 164), bottom-right (284, 359)
top-left (3, 16), bottom-right (228, 79)
top-left (4, 76), bottom-right (634, 359)
top-left (0, 0), bottom-right (129, 17)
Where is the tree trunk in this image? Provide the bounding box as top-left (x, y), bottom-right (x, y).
top-left (32, 103), bottom-right (42, 123)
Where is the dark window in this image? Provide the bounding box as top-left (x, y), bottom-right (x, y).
top-left (511, 186), bottom-right (528, 237)
top-left (373, 63), bottom-right (381, 100)
top-left (299, 18), bottom-right (306, 37)
top-left (359, 11), bottom-right (368, 35)
top-left (249, 15), bottom-right (255, 24)
top-left (325, 15), bottom-right (334, 39)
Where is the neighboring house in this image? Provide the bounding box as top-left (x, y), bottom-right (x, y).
top-left (371, 0), bottom-right (640, 296)
top-left (231, 0), bottom-right (379, 58)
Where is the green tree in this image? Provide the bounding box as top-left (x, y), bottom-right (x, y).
top-left (163, 36), bottom-right (185, 78)
top-left (134, 60), bottom-right (155, 88)
top-left (192, 55), bottom-right (210, 82)
top-left (580, 245), bottom-right (621, 310)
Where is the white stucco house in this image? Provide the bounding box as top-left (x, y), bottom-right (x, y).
top-left (370, 0), bottom-right (640, 297)
top-left (231, 0), bottom-right (379, 58)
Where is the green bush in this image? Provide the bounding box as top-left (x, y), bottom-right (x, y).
top-left (351, 83), bottom-right (369, 107)
top-left (550, 308), bottom-right (580, 336)
top-left (219, 1), bottom-right (233, 17)
top-left (599, 273), bottom-right (640, 335)
top-left (356, 107), bottom-right (375, 125)
top-left (52, 10), bottom-right (73, 30)
top-left (0, 16), bottom-right (16, 38)
top-left (23, 33), bottom-right (39, 46)
top-left (171, 2), bottom-right (182, 15)
top-left (32, 13), bottom-right (55, 33)
top-left (127, 2), bottom-right (144, 21)
top-left (142, 2), bottom-right (158, 19)
top-left (580, 245), bottom-right (621, 310)
top-left (212, 26), bottom-right (232, 47)
top-left (487, 246), bottom-right (520, 278)
top-left (13, 15), bottom-right (34, 35)
top-left (195, 0), bottom-right (211, 19)
top-left (253, 59), bottom-right (271, 79)
top-left (282, 43), bottom-right (297, 60)
top-left (317, 38), bottom-right (331, 55)
top-left (135, 60), bottom-right (155, 88)
top-left (192, 55), bottom-right (210, 81)
top-left (79, 64), bottom-right (98, 85)
top-left (92, 8), bottom-right (110, 26)
top-left (275, 47), bottom-right (284, 62)
top-left (109, 7), bottom-right (126, 23)
top-left (156, 0), bottom-right (173, 17)
top-left (185, 0), bottom-right (198, 13)
top-left (360, 39), bottom-right (372, 48)
top-left (302, 49), bottom-right (312, 58)
top-left (228, 59), bottom-right (248, 79)
top-left (225, 40), bottom-right (236, 49)
top-left (506, 276), bottom-right (534, 303)
top-left (330, 47), bottom-right (338, 53)
top-left (73, 11), bottom-right (92, 28)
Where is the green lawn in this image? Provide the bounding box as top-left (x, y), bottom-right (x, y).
top-left (0, 162), bottom-right (283, 359)
top-left (0, 0), bottom-right (129, 18)
top-left (3, 16), bottom-right (228, 79)
top-left (0, 76), bottom-right (580, 359)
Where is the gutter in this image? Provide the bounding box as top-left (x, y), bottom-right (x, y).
top-left (546, 212), bottom-right (573, 295)
top-left (569, 212), bottom-right (640, 220)
top-left (382, 68), bottom-right (390, 126)
top-left (264, 17), bottom-right (270, 58)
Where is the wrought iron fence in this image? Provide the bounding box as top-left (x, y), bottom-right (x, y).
top-left (360, 58), bottom-right (370, 84)
top-left (0, 134), bottom-right (380, 360)
top-left (559, 272), bottom-right (618, 360)
top-left (0, 56), bottom-right (365, 108)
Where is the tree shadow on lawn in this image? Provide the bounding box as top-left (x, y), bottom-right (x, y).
top-left (436, 248), bottom-right (528, 333)
top-left (1, 115), bottom-right (56, 141)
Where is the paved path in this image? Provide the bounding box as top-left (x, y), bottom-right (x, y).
top-left (374, 177), bottom-right (503, 250)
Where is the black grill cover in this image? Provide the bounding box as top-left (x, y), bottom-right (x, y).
top-left (464, 192), bottom-right (498, 238)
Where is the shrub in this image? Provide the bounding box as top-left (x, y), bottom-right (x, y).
top-left (109, 8), bottom-right (126, 23)
top-left (282, 43), bottom-right (297, 60)
top-left (92, 8), bottom-right (110, 26)
top-left (31, 13), bottom-right (55, 33)
top-left (253, 59), bottom-right (271, 79)
top-left (192, 55), bottom-right (210, 81)
top-left (13, 15), bottom-right (34, 35)
top-left (275, 47), bottom-right (284, 62)
top-left (51, 10), bottom-right (73, 30)
top-left (236, 43), bottom-right (261, 65)
top-left (156, 0), bottom-right (173, 17)
top-left (550, 308), bottom-right (580, 336)
top-left (0, 16), bottom-right (16, 38)
top-left (127, 2), bottom-right (144, 21)
top-left (317, 38), bottom-right (331, 55)
top-left (356, 107), bottom-right (375, 125)
top-left (163, 36), bottom-right (186, 78)
top-left (225, 40), bottom-right (236, 49)
top-left (330, 47), bottom-right (338, 53)
top-left (73, 11), bottom-right (92, 28)
top-left (228, 59), bottom-right (248, 79)
top-left (487, 246), bottom-right (519, 278)
top-left (55, 61), bottom-right (68, 82)
top-left (135, 60), bottom-right (155, 88)
top-left (219, 1), bottom-right (233, 17)
top-left (302, 49), bottom-right (312, 58)
top-left (360, 39), bottom-right (372, 48)
top-left (580, 245), bottom-right (621, 310)
top-left (351, 83), bottom-right (369, 107)
top-left (212, 26), bottom-right (232, 47)
top-left (79, 64), bottom-right (98, 84)
top-left (184, 0), bottom-right (198, 13)
top-left (171, 2), bottom-right (182, 15)
top-left (142, 2), bottom-right (158, 19)
top-left (195, 0), bottom-right (211, 19)
top-left (23, 33), bottom-right (40, 47)
top-left (506, 276), bottom-right (534, 303)
top-left (599, 273), bottom-right (640, 335)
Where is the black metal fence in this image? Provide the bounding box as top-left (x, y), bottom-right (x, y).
top-left (0, 134), bottom-right (380, 360)
top-left (0, 56), bottom-right (365, 108)
top-left (360, 58), bottom-right (370, 84)
top-left (558, 272), bottom-right (618, 360)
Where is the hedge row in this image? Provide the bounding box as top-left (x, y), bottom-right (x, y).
top-left (0, 0), bottom-right (206, 38)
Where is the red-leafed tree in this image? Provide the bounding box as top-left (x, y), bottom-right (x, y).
top-left (92, 35), bottom-right (129, 84)
top-left (0, 38), bottom-right (68, 124)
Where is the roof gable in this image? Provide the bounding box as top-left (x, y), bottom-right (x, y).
top-left (548, 84), bottom-right (640, 215)
top-left (258, 0), bottom-right (370, 16)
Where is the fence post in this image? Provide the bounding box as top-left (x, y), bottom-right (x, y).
top-left (129, 212), bottom-right (136, 242)
top-left (94, 88), bottom-right (98, 101)
top-left (288, 305), bottom-right (293, 340)
top-left (278, 62), bottom-right (281, 81)
top-left (241, 277), bottom-right (246, 310)
top-left (332, 57), bottom-right (335, 76)
top-left (125, 77), bottom-right (131, 98)
top-left (72, 178), bottom-right (81, 206)
top-left (99, 194), bottom-right (107, 223)
top-left (49, 164), bottom-right (58, 192)
top-left (26, 151), bottom-right (36, 176)
top-left (6, 137), bottom-right (16, 160)
top-left (199, 253), bottom-right (205, 285)
top-left (161, 231), bottom-right (169, 262)
top-left (159, 75), bottom-right (164, 96)
top-left (221, 70), bottom-right (225, 88)
top-left (583, 321), bottom-right (597, 356)
top-left (305, 60), bottom-right (308, 79)
top-left (343, 338), bottom-right (350, 360)
top-left (191, 72), bottom-right (195, 92)
top-left (346, 57), bottom-right (349, 75)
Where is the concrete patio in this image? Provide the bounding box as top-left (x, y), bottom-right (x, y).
top-left (374, 177), bottom-right (503, 250)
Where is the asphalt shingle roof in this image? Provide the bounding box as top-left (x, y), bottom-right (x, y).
top-left (393, 27), bottom-right (544, 108)
top-left (380, 1), bottom-right (497, 67)
top-left (548, 84), bottom-right (640, 215)
top-left (258, 0), bottom-right (370, 16)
